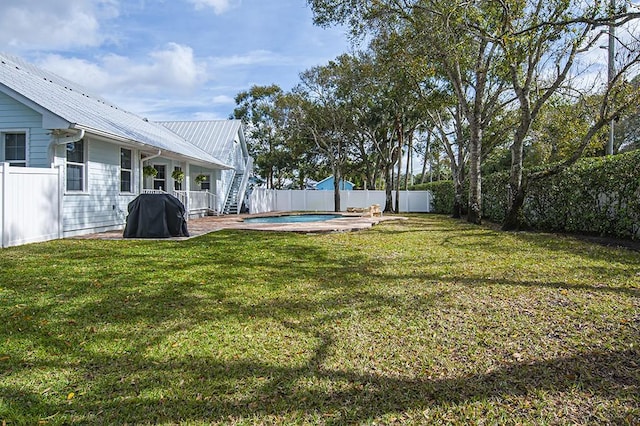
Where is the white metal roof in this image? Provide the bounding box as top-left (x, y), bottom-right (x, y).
top-left (158, 120), bottom-right (246, 162)
top-left (0, 53), bottom-right (232, 169)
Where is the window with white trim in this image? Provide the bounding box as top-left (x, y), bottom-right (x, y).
top-left (173, 166), bottom-right (183, 191)
top-left (66, 140), bottom-right (85, 192)
top-left (153, 165), bottom-right (166, 190)
top-left (3, 132), bottom-right (27, 167)
top-left (200, 174), bottom-right (211, 191)
top-left (120, 148), bottom-right (133, 193)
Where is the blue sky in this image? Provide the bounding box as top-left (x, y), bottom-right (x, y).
top-left (1, 0), bottom-right (352, 121)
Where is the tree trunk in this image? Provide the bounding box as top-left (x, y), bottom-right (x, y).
top-left (452, 172), bottom-right (464, 219)
top-left (467, 125), bottom-right (482, 224)
top-left (503, 134), bottom-right (526, 230)
top-left (404, 132), bottom-right (413, 190)
top-left (395, 126), bottom-right (403, 214)
top-left (452, 116), bottom-right (466, 218)
top-left (502, 183), bottom-right (526, 231)
top-left (384, 164), bottom-right (393, 213)
top-left (420, 133), bottom-right (430, 184)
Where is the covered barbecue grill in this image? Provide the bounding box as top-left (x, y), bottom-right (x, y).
top-left (123, 193), bottom-right (189, 238)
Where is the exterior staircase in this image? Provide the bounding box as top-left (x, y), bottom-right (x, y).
top-left (222, 173), bottom-right (244, 214)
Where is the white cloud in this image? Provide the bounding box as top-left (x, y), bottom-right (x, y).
top-left (192, 111), bottom-right (228, 120)
top-left (37, 55), bottom-right (113, 93)
top-left (187, 0), bottom-right (240, 15)
top-left (0, 0), bottom-right (118, 51)
top-left (38, 43), bottom-right (208, 96)
top-left (211, 50), bottom-right (289, 67)
top-left (34, 43), bottom-right (231, 119)
top-left (211, 95), bottom-right (235, 104)
top-left (120, 43), bottom-right (208, 92)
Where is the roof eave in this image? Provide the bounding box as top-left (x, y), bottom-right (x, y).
top-left (75, 125), bottom-right (233, 170)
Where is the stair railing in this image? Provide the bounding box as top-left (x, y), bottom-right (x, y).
top-left (234, 156), bottom-right (253, 214)
top-left (221, 169), bottom-right (236, 215)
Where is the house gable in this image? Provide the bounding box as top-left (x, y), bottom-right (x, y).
top-left (0, 91), bottom-right (52, 167)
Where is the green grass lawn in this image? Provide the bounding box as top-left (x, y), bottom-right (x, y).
top-left (0, 215), bottom-right (638, 425)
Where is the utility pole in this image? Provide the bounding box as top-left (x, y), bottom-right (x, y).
top-left (607, 0), bottom-right (616, 155)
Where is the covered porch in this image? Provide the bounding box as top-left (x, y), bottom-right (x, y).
top-left (142, 189), bottom-right (219, 217)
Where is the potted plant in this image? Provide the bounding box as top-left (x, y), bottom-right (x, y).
top-left (143, 165), bottom-right (158, 178)
top-left (195, 174), bottom-right (208, 186)
top-left (171, 169), bottom-right (185, 182)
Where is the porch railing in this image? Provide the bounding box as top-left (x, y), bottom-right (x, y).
top-left (142, 189), bottom-right (218, 216)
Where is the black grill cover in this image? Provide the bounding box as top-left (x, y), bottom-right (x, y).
top-left (123, 194), bottom-right (189, 238)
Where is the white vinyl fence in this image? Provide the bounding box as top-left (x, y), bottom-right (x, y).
top-left (1, 163), bottom-right (63, 248)
top-left (249, 188), bottom-right (432, 214)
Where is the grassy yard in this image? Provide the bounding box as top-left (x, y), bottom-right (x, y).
top-left (0, 215), bottom-right (638, 425)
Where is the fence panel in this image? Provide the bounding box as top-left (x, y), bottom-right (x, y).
top-left (249, 188), bottom-right (276, 214)
top-left (249, 189), bottom-right (432, 213)
top-left (1, 163), bottom-right (62, 248)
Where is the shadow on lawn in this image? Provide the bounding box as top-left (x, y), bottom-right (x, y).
top-left (1, 221), bottom-right (639, 423)
top-left (2, 337), bottom-right (638, 424)
top-left (387, 214), bottom-right (640, 261)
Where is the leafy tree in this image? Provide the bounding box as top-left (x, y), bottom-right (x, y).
top-left (311, 51), bottom-right (411, 212)
top-left (232, 85), bottom-right (291, 189)
top-left (495, 1), bottom-right (640, 229)
top-left (289, 63), bottom-right (357, 211)
top-left (525, 96), bottom-right (604, 165)
top-left (308, 0), bottom-right (512, 223)
top-left (613, 75), bottom-right (640, 152)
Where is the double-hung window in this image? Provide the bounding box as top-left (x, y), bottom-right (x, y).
top-left (66, 140), bottom-right (85, 192)
top-left (153, 165), bottom-right (166, 190)
top-left (3, 132), bottom-right (27, 167)
top-left (173, 166), bottom-right (183, 191)
top-left (120, 148), bottom-right (133, 193)
top-left (200, 174), bottom-right (211, 191)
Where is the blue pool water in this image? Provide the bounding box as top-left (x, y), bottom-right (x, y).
top-left (244, 214), bottom-right (343, 224)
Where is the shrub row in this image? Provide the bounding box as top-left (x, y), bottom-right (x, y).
top-left (411, 181), bottom-right (456, 214)
top-left (414, 150), bottom-right (640, 240)
top-left (484, 151), bottom-right (640, 239)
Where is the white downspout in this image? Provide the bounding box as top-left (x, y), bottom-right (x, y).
top-left (48, 129), bottom-right (85, 166)
top-left (143, 150), bottom-right (162, 163)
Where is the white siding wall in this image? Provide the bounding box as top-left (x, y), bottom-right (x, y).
top-left (0, 92), bottom-right (51, 167)
top-left (61, 137), bottom-right (135, 237)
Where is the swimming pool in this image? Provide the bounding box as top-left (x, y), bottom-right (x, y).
top-left (243, 214), bottom-right (343, 224)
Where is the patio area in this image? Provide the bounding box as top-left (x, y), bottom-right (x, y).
top-left (75, 212), bottom-right (407, 240)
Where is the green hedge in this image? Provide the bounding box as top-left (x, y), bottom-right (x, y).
top-left (482, 172), bottom-right (510, 223)
top-left (483, 150), bottom-right (640, 240)
top-left (411, 181), bottom-right (456, 214)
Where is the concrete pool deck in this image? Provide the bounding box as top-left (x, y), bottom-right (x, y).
top-left (75, 212), bottom-right (408, 240)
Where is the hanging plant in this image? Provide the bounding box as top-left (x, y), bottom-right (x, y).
top-left (172, 169), bottom-right (185, 182)
top-left (195, 174), bottom-right (208, 185)
top-left (143, 165), bottom-right (158, 177)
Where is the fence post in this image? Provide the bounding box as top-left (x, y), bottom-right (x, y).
top-left (1, 163), bottom-right (6, 248)
top-left (56, 165), bottom-right (64, 240)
